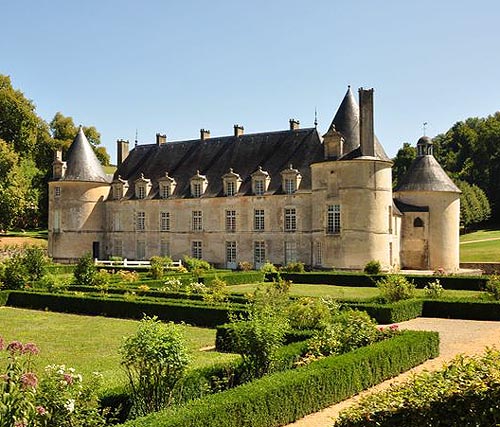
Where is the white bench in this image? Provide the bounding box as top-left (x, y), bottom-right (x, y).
top-left (94, 259), bottom-right (183, 269)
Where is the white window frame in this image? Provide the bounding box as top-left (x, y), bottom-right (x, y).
top-left (284, 207), bottom-right (297, 232)
top-left (254, 241), bottom-right (266, 265)
top-left (192, 240), bottom-right (202, 259)
top-left (160, 239), bottom-right (170, 257)
top-left (226, 210), bottom-right (236, 232)
top-left (254, 179), bottom-right (265, 196)
top-left (160, 184), bottom-right (170, 199)
top-left (137, 185), bottom-right (146, 199)
top-left (254, 209), bottom-right (265, 231)
top-left (137, 240), bottom-right (146, 260)
top-left (160, 211), bottom-right (170, 232)
top-left (54, 186), bottom-right (61, 198)
top-left (284, 178), bottom-right (296, 194)
top-left (226, 180), bottom-right (236, 196)
top-left (226, 241), bottom-right (237, 263)
top-left (136, 211), bottom-right (145, 231)
top-left (327, 205), bottom-right (340, 234)
top-left (192, 210), bottom-right (203, 231)
top-left (284, 241), bottom-right (297, 264)
top-left (53, 209), bottom-right (61, 233)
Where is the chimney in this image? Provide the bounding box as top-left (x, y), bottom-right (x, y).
top-left (55, 150), bottom-right (63, 162)
top-left (200, 129), bottom-right (211, 140)
top-left (359, 88), bottom-right (375, 157)
top-left (156, 133), bottom-right (167, 145)
top-left (52, 150), bottom-right (66, 179)
top-left (289, 119), bottom-right (300, 130)
top-left (117, 139), bottom-right (129, 166)
top-left (234, 124), bottom-right (244, 137)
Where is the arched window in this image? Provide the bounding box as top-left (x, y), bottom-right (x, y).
top-left (413, 217), bottom-right (424, 228)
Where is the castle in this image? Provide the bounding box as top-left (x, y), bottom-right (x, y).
top-left (48, 87), bottom-right (460, 271)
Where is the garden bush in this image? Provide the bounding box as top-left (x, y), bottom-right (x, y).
top-left (376, 275), bottom-right (416, 302)
top-left (281, 262), bottom-right (305, 273)
top-left (286, 297), bottom-right (333, 330)
top-left (183, 256), bottom-right (211, 273)
top-left (486, 274), bottom-right (500, 300)
top-left (149, 256), bottom-right (173, 279)
top-left (423, 278), bottom-right (444, 299)
top-left (117, 331), bottom-right (439, 427)
top-left (364, 260), bottom-right (382, 275)
top-left (335, 348), bottom-right (500, 427)
top-left (348, 299), bottom-right (424, 324)
top-left (73, 253), bottom-right (97, 287)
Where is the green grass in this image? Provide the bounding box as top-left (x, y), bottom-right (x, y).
top-left (0, 307), bottom-right (237, 391)
top-left (460, 229), bottom-right (500, 262)
top-left (460, 229), bottom-right (500, 242)
top-left (227, 283), bottom-right (484, 301)
top-left (3, 229), bottom-right (48, 239)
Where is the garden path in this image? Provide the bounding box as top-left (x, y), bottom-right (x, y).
top-left (285, 317), bottom-right (500, 427)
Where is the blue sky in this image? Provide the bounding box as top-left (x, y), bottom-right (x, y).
top-left (2, 0), bottom-right (499, 163)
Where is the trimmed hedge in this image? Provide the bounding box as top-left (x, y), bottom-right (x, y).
top-left (280, 272), bottom-right (488, 291)
top-left (347, 299), bottom-right (424, 324)
top-left (0, 291), bottom-right (9, 306)
top-left (4, 291), bottom-right (245, 327)
top-left (202, 271), bottom-right (264, 286)
top-left (422, 298), bottom-right (500, 321)
top-left (118, 331), bottom-right (439, 427)
top-left (45, 264), bottom-right (75, 274)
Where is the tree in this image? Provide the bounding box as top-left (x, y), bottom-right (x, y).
top-left (392, 142), bottom-right (416, 188)
top-left (455, 180), bottom-right (491, 230)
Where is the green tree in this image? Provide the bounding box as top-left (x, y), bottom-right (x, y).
top-left (456, 180), bottom-right (491, 230)
top-left (73, 253), bottom-right (97, 286)
top-left (392, 142), bottom-right (416, 188)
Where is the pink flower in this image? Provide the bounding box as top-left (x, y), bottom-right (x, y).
top-left (63, 373), bottom-right (73, 385)
top-left (378, 326), bottom-right (385, 332)
top-left (23, 342), bottom-right (40, 356)
top-left (20, 372), bottom-right (38, 389)
top-left (14, 421), bottom-right (27, 427)
top-left (389, 324), bottom-right (399, 331)
top-left (36, 406), bottom-right (47, 416)
top-left (7, 340), bottom-right (24, 354)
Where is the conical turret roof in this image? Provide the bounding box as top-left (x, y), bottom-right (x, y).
top-left (63, 127), bottom-right (110, 183)
top-left (326, 86), bottom-right (390, 161)
top-left (395, 146), bottom-right (460, 193)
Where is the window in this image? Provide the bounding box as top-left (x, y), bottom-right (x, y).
top-left (113, 186), bottom-right (123, 200)
top-left (327, 205), bottom-right (340, 234)
top-left (192, 241), bottom-right (202, 259)
top-left (54, 186), bottom-right (61, 198)
top-left (254, 209), bottom-right (265, 231)
top-left (192, 182), bottom-right (202, 198)
top-left (254, 241), bottom-right (265, 265)
top-left (160, 212), bottom-right (170, 232)
top-left (137, 185), bottom-right (146, 199)
top-left (113, 212), bottom-right (121, 232)
top-left (191, 171), bottom-right (208, 198)
top-left (134, 174), bottom-right (151, 199)
top-left (413, 217), bottom-right (424, 228)
top-left (137, 241), bottom-right (146, 260)
top-left (226, 181), bottom-right (236, 196)
top-left (284, 178), bottom-right (296, 194)
top-left (158, 172), bottom-right (176, 198)
top-left (254, 180), bottom-right (265, 195)
top-left (226, 241), bottom-right (237, 263)
top-left (136, 211), bottom-right (145, 231)
top-left (284, 208), bottom-right (297, 232)
top-left (53, 209), bottom-right (61, 233)
top-left (281, 165), bottom-right (302, 194)
top-left (226, 210), bottom-right (236, 232)
top-left (222, 168), bottom-right (242, 196)
top-left (160, 184), bottom-right (170, 199)
top-left (314, 241), bottom-right (323, 266)
top-left (284, 241), bottom-right (297, 263)
top-left (160, 239), bottom-right (170, 257)
top-left (114, 239), bottom-right (123, 258)
top-left (192, 210), bottom-right (202, 231)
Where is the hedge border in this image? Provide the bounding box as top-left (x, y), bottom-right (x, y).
top-left (118, 330), bottom-right (439, 427)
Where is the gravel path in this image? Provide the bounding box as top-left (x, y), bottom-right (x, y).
top-left (286, 318), bottom-right (500, 427)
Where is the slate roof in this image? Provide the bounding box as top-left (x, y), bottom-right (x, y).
top-left (63, 127), bottom-right (111, 183)
top-left (326, 87), bottom-right (390, 161)
top-left (395, 154), bottom-right (460, 193)
top-left (115, 127), bottom-right (324, 198)
top-left (394, 199), bottom-right (429, 213)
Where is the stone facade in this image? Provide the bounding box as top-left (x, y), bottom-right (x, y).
top-left (48, 88), bottom-right (461, 271)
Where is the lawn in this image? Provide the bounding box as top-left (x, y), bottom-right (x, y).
top-left (227, 283), bottom-right (484, 301)
top-left (460, 229), bottom-right (500, 262)
top-left (460, 229), bottom-right (500, 242)
top-left (0, 307), bottom-right (237, 391)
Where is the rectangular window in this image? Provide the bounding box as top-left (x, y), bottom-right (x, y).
top-left (226, 210), bottom-right (236, 232)
top-left (160, 184), bottom-right (170, 199)
top-left (192, 241), bottom-right (202, 259)
top-left (327, 205), bottom-right (340, 234)
top-left (113, 212), bottom-right (121, 232)
top-left (113, 186), bottom-right (122, 200)
top-left (53, 209), bottom-right (61, 233)
top-left (137, 240), bottom-right (146, 260)
top-left (160, 211), bottom-right (170, 232)
top-left (137, 185), bottom-right (146, 199)
top-left (284, 208), bottom-right (297, 232)
top-left (226, 181), bottom-right (236, 196)
top-left (284, 241), bottom-right (297, 264)
top-left (192, 182), bottom-right (202, 198)
top-left (284, 178), bottom-right (295, 194)
top-left (254, 209), bottom-right (265, 231)
top-left (54, 186), bottom-right (61, 198)
top-left (114, 239), bottom-right (123, 258)
top-left (314, 241), bottom-right (323, 266)
top-left (226, 241), bottom-right (237, 263)
top-left (192, 210), bottom-right (202, 231)
top-left (254, 179), bottom-right (265, 196)
top-left (136, 211), bottom-right (145, 231)
top-left (160, 239), bottom-right (170, 257)
top-left (254, 241), bottom-right (265, 264)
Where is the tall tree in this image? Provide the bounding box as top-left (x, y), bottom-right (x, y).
top-left (392, 142), bottom-right (416, 188)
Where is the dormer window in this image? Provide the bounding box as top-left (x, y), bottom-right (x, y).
top-left (222, 168), bottom-right (242, 197)
top-left (251, 166), bottom-right (270, 196)
top-left (191, 171), bottom-right (208, 198)
top-left (281, 164), bottom-right (302, 194)
top-left (134, 173), bottom-right (152, 199)
top-left (158, 172), bottom-right (176, 199)
top-left (111, 176), bottom-right (128, 200)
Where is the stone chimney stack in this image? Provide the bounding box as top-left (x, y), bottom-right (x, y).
top-left (200, 129), bottom-right (211, 140)
top-left (359, 88), bottom-right (375, 157)
top-left (52, 150), bottom-right (67, 179)
top-left (289, 119), bottom-right (300, 130)
top-left (117, 139), bottom-right (129, 166)
top-left (234, 125), bottom-right (244, 137)
top-left (156, 133), bottom-right (167, 145)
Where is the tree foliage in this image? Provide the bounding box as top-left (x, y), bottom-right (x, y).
top-left (392, 142), bottom-right (417, 189)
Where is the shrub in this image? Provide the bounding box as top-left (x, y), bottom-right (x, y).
top-left (281, 262), bottom-right (305, 273)
top-left (73, 253), bottom-right (97, 287)
top-left (423, 279), bottom-right (444, 299)
top-left (120, 316), bottom-right (190, 416)
top-left (35, 273), bottom-right (69, 293)
top-left (486, 274), bottom-right (500, 300)
top-left (237, 261), bottom-right (253, 271)
top-left (149, 256), bottom-right (173, 279)
top-left (118, 270), bottom-right (139, 283)
top-left (376, 275), bottom-right (416, 302)
top-left (364, 260), bottom-right (382, 275)
top-left (24, 246), bottom-right (49, 281)
top-left (183, 256), bottom-right (211, 273)
top-left (260, 261), bottom-right (278, 274)
top-left (286, 297), bottom-right (332, 330)
top-left (2, 253), bottom-right (28, 289)
top-left (202, 276), bottom-right (228, 304)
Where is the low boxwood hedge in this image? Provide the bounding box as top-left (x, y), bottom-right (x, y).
top-left (4, 291), bottom-right (245, 327)
top-left (422, 298), bottom-right (500, 321)
top-left (202, 271), bottom-right (264, 286)
top-left (45, 264), bottom-right (75, 274)
top-left (118, 330), bottom-right (439, 427)
top-left (347, 299), bottom-right (424, 324)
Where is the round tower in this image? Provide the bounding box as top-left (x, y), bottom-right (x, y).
top-left (394, 136), bottom-right (461, 272)
top-left (48, 127), bottom-right (111, 262)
